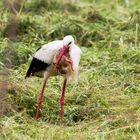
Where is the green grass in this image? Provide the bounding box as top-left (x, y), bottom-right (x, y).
top-left (0, 0), bottom-right (140, 139)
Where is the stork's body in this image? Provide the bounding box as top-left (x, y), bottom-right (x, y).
top-left (25, 35), bottom-right (81, 125)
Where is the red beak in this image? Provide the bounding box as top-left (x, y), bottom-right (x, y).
top-left (55, 46), bottom-right (70, 69)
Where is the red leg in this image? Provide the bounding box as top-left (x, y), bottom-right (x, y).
top-left (36, 79), bottom-right (47, 120)
top-left (60, 78), bottom-right (67, 125)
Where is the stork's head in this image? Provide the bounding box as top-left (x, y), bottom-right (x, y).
top-left (63, 35), bottom-right (74, 48)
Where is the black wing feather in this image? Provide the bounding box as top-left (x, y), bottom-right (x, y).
top-left (25, 57), bottom-right (50, 79)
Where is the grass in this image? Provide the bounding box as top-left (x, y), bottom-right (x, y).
top-left (0, 0), bottom-right (140, 139)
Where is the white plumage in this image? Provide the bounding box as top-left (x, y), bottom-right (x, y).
top-left (34, 41), bottom-right (63, 64)
top-left (25, 35), bottom-right (81, 125)
top-left (69, 44), bottom-right (81, 82)
top-left (33, 36), bottom-right (81, 82)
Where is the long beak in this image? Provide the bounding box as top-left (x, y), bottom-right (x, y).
top-left (55, 46), bottom-right (69, 69)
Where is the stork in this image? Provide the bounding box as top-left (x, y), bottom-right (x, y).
top-left (25, 35), bottom-right (81, 125)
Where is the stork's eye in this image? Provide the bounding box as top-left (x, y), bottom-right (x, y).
top-left (68, 42), bottom-right (72, 45)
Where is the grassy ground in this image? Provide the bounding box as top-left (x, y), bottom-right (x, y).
top-left (0, 0), bottom-right (140, 139)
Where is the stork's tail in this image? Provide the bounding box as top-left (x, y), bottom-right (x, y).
top-left (25, 59), bottom-right (34, 79)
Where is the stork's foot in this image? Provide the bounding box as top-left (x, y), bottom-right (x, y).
top-left (36, 111), bottom-right (40, 120)
top-left (36, 99), bottom-right (42, 120)
top-left (60, 100), bottom-right (64, 126)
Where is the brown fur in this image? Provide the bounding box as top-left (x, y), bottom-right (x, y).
top-left (53, 51), bottom-right (74, 76)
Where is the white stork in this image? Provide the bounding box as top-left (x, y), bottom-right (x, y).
top-left (25, 35), bottom-right (81, 125)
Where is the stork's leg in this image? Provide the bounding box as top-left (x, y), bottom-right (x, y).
top-left (36, 79), bottom-right (47, 120)
top-left (60, 78), bottom-right (67, 125)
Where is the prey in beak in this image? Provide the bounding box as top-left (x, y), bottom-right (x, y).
top-left (53, 46), bottom-right (74, 75)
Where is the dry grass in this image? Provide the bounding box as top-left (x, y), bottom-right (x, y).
top-left (0, 0), bottom-right (140, 139)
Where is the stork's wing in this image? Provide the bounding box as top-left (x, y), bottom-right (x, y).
top-left (25, 40), bottom-right (63, 78)
top-left (34, 40), bottom-right (63, 64)
top-left (25, 57), bottom-right (50, 78)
